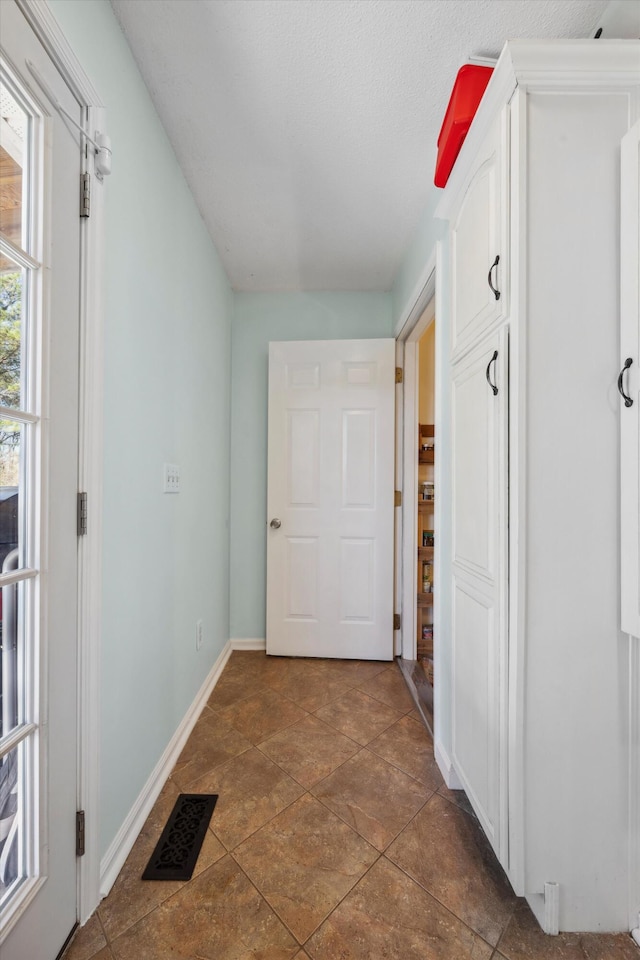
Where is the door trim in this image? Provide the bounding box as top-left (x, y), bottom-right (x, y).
top-left (396, 246), bottom-right (439, 662)
top-left (16, 0), bottom-right (105, 924)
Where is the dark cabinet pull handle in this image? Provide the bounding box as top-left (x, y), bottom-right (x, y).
top-left (618, 358), bottom-right (633, 407)
top-left (486, 350), bottom-right (499, 396)
top-left (488, 255), bottom-right (501, 301)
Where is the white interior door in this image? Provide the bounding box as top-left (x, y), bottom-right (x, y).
top-left (1, 3), bottom-right (81, 956)
top-left (267, 339), bottom-right (395, 660)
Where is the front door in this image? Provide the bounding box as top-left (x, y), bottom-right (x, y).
top-left (266, 339), bottom-right (395, 660)
top-left (1, 3), bottom-right (81, 956)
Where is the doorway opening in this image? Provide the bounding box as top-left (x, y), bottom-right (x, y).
top-left (397, 296), bottom-right (437, 733)
top-left (414, 321), bottom-right (436, 720)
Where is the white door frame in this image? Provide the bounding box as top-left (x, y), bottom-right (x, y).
top-left (16, 0), bottom-right (105, 925)
top-left (394, 244), bottom-right (441, 668)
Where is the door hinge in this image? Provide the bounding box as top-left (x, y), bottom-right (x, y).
top-left (394, 490), bottom-right (402, 507)
top-left (393, 613), bottom-right (401, 630)
top-left (76, 810), bottom-right (85, 857)
top-left (395, 367), bottom-right (403, 384)
top-left (77, 492), bottom-right (88, 536)
top-left (80, 172), bottom-right (90, 218)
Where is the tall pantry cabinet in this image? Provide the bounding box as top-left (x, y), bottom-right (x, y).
top-left (437, 41), bottom-right (640, 933)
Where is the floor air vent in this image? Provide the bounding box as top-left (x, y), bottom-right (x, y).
top-left (142, 793), bottom-right (218, 881)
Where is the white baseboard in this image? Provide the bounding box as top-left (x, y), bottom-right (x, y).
top-left (435, 738), bottom-right (464, 790)
top-left (230, 638), bottom-right (266, 651)
top-left (99, 640), bottom-right (232, 898)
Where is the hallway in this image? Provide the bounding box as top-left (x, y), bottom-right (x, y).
top-left (62, 653), bottom-right (636, 960)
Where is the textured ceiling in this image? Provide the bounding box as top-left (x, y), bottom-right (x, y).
top-left (110, 0), bottom-right (608, 292)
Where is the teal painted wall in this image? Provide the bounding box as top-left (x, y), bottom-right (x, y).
top-left (230, 293), bottom-right (393, 639)
top-left (392, 188), bottom-right (444, 330)
top-left (50, 0), bottom-right (234, 857)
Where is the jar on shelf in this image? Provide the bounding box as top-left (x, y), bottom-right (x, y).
top-left (424, 530), bottom-right (435, 547)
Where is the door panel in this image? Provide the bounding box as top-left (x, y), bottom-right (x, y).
top-left (452, 334), bottom-right (505, 583)
top-left (285, 538), bottom-right (318, 619)
top-left (451, 111), bottom-right (507, 360)
top-left (1, 2), bottom-right (81, 955)
top-left (267, 339), bottom-right (395, 660)
top-left (287, 409), bottom-right (320, 506)
top-left (452, 572), bottom-right (499, 846)
top-left (342, 409), bottom-right (376, 507)
top-left (621, 120), bottom-right (640, 639)
top-left (340, 538), bottom-right (374, 622)
top-left (450, 325), bottom-right (508, 863)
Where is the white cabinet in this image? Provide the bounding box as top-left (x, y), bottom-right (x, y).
top-left (451, 328), bottom-right (508, 860)
top-left (450, 111), bottom-right (507, 360)
top-left (621, 120), bottom-right (640, 640)
top-left (439, 41), bottom-right (640, 933)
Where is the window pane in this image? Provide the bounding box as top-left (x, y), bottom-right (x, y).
top-left (0, 421), bottom-right (22, 570)
top-left (0, 264), bottom-right (23, 409)
top-left (0, 741), bottom-right (25, 904)
top-left (0, 78), bottom-right (29, 254)
top-left (0, 577), bottom-right (24, 739)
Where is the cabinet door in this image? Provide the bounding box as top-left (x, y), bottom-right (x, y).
top-left (621, 120), bottom-right (640, 639)
top-left (450, 111), bottom-right (507, 360)
top-left (451, 327), bottom-right (508, 861)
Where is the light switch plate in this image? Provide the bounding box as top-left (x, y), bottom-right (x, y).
top-left (163, 463), bottom-right (180, 493)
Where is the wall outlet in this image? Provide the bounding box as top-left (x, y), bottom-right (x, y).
top-left (163, 463), bottom-right (180, 493)
top-left (195, 619), bottom-right (203, 651)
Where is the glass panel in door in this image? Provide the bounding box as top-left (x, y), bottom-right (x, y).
top-left (0, 63), bottom-right (40, 926)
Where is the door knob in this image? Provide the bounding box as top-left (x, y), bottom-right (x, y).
top-left (270, 518), bottom-right (282, 529)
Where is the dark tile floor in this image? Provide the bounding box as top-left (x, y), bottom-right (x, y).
top-left (62, 653), bottom-right (638, 960)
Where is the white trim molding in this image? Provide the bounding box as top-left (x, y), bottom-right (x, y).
top-left (396, 255), bottom-right (438, 666)
top-left (230, 638), bottom-right (266, 651)
top-left (15, 0), bottom-right (108, 925)
top-left (75, 105), bottom-right (106, 920)
top-left (394, 249), bottom-right (437, 341)
top-left (434, 737), bottom-right (463, 790)
top-left (99, 641), bottom-right (232, 897)
top-left (16, 0), bottom-right (103, 107)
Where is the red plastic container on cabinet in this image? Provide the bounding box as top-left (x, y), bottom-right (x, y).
top-left (434, 64), bottom-right (493, 188)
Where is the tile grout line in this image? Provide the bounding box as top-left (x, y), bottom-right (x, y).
top-left (362, 732), bottom-right (445, 791)
top-left (227, 848), bottom-right (307, 953)
top-left (223, 771), bottom-right (387, 954)
top-left (490, 899), bottom-right (519, 960)
top-left (381, 798), bottom-right (508, 954)
top-left (378, 849), bottom-right (499, 956)
top-left (308, 759), bottom-right (435, 856)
